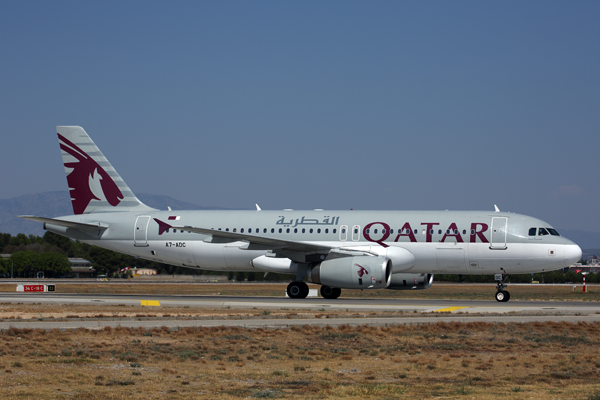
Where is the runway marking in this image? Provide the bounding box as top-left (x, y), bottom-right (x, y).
top-left (433, 306), bottom-right (468, 312)
top-left (141, 300), bottom-right (160, 306)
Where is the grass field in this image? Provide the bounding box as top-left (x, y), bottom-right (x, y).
top-left (2, 282), bottom-right (600, 399)
top-left (1, 281), bottom-right (599, 301)
top-left (2, 321), bottom-right (600, 399)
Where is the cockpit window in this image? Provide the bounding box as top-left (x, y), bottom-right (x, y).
top-left (528, 228), bottom-right (536, 236)
top-left (538, 228), bottom-right (549, 236)
top-left (547, 228), bottom-right (560, 236)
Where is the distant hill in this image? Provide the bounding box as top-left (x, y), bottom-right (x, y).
top-left (0, 191), bottom-right (234, 236)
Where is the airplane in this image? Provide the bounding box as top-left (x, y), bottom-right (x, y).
top-left (20, 126), bottom-right (582, 302)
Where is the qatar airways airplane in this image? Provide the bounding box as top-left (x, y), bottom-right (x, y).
top-left (20, 126), bottom-right (582, 302)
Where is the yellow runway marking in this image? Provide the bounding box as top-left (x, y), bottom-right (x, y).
top-left (433, 306), bottom-right (467, 312)
top-left (140, 300), bottom-right (161, 306)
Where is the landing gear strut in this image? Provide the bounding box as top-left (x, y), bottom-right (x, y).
top-left (320, 285), bottom-right (341, 299)
top-left (494, 273), bottom-right (510, 302)
top-left (287, 281), bottom-right (309, 299)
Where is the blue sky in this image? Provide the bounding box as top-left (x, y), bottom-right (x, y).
top-left (1, 1), bottom-right (599, 231)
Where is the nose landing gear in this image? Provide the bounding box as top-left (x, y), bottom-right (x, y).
top-left (495, 273), bottom-right (510, 302)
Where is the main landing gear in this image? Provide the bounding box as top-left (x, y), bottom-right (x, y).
top-left (495, 273), bottom-right (510, 302)
top-left (320, 285), bottom-right (341, 300)
top-left (286, 281), bottom-right (309, 299)
top-left (286, 282), bottom-right (342, 299)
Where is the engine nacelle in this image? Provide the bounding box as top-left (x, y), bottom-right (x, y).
top-left (387, 273), bottom-right (434, 290)
top-left (309, 255), bottom-right (392, 289)
top-left (339, 245), bottom-right (415, 273)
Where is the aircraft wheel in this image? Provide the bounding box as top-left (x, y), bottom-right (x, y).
top-left (300, 282), bottom-right (309, 298)
top-left (320, 285), bottom-right (341, 299)
top-left (503, 291), bottom-right (511, 302)
top-left (287, 282), bottom-right (308, 299)
top-left (495, 290), bottom-right (507, 302)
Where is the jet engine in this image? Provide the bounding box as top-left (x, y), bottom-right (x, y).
top-left (308, 255), bottom-right (392, 289)
top-left (387, 273), bottom-right (434, 290)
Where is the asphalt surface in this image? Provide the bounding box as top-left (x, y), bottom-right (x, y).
top-left (1, 292), bottom-right (599, 331)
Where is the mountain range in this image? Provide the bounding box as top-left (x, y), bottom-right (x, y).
top-left (1, 191), bottom-right (598, 252)
top-left (0, 191), bottom-right (233, 237)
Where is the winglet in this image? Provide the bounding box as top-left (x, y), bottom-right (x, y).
top-left (153, 218), bottom-right (172, 235)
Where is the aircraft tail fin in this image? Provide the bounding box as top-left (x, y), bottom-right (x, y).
top-left (56, 126), bottom-right (157, 215)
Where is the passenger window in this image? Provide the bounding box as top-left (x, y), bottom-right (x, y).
top-left (342, 228), bottom-right (346, 234)
top-left (310, 228), bottom-right (313, 233)
top-left (414, 229), bottom-right (418, 234)
top-left (317, 228), bottom-right (321, 234)
top-left (538, 228), bottom-right (549, 236)
top-left (430, 229), bottom-right (434, 235)
top-left (471, 229), bottom-right (475, 235)
top-left (382, 229), bottom-right (386, 234)
top-left (390, 229), bottom-right (394, 234)
top-left (438, 229), bottom-right (442, 234)
top-left (325, 229), bottom-right (329, 234)
top-left (374, 229), bottom-right (378, 234)
top-left (302, 228), bottom-right (305, 233)
top-left (165, 229), bottom-right (170, 233)
top-left (286, 228), bottom-right (290, 233)
top-left (354, 229), bottom-right (358, 234)
top-left (454, 230), bottom-right (458, 234)
top-left (240, 228), bottom-right (244, 233)
top-left (294, 228), bottom-right (297, 233)
top-left (271, 228), bottom-right (274, 233)
top-left (264, 228), bottom-right (267, 233)
top-left (279, 228), bottom-right (282, 233)
top-left (528, 228), bottom-right (536, 236)
top-left (333, 229), bottom-right (337, 234)
top-left (462, 230), bottom-right (466, 235)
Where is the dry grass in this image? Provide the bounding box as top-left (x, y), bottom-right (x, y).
top-left (1, 321), bottom-right (600, 399)
top-left (1, 282), bottom-right (599, 301)
top-left (0, 303), bottom-right (369, 321)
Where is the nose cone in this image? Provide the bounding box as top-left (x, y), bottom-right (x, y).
top-left (565, 244), bottom-right (582, 265)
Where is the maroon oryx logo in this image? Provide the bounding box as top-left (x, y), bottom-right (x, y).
top-left (355, 264), bottom-right (369, 277)
top-left (58, 133), bottom-right (123, 214)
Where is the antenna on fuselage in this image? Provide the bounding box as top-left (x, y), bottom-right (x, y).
top-left (494, 205), bottom-right (500, 212)
top-left (256, 204), bottom-right (261, 211)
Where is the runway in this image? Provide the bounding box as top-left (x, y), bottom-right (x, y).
top-left (1, 292), bottom-right (599, 331)
top-left (1, 292), bottom-right (599, 313)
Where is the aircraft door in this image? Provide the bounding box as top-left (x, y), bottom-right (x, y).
top-left (340, 225), bottom-right (348, 241)
top-left (352, 225), bottom-right (360, 241)
top-left (134, 216), bottom-right (151, 247)
top-left (490, 217), bottom-right (508, 250)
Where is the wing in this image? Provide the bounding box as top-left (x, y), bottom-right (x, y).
top-left (154, 218), bottom-right (332, 255)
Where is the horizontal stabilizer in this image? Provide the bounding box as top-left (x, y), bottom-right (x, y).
top-left (19, 216), bottom-right (108, 231)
